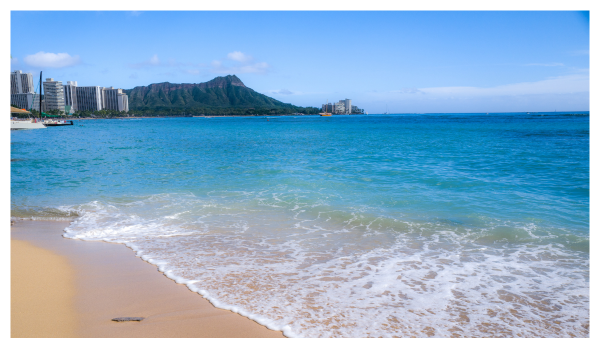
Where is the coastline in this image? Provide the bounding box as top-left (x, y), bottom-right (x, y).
top-left (11, 220), bottom-right (284, 338)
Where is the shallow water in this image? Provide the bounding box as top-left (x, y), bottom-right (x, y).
top-left (12, 113), bottom-right (589, 337)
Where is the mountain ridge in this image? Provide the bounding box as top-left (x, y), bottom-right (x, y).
top-left (125, 75), bottom-right (295, 109)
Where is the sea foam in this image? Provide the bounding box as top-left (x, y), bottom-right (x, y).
top-left (62, 193), bottom-right (589, 338)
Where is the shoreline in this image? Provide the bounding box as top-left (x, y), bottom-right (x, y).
top-left (11, 220), bottom-right (284, 338)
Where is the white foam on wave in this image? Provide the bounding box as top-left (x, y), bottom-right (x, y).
top-left (61, 193), bottom-right (589, 338)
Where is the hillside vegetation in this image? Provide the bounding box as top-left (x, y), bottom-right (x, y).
top-left (122, 75), bottom-right (319, 116)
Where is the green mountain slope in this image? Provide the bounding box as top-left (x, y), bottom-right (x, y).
top-left (125, 75), bottom-right (295, 109)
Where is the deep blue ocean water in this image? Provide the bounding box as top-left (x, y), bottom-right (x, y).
top-left (11, 113), bottom-right (589, 337)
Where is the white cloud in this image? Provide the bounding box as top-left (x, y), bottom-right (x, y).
top-left (211, 52), bottom-right (269, 74)
top-left (130, 11), bottom-right (142, 17)
top-left (390, 88), bottom-right (424, 94)
top-left (11, 57), bottom-right (18, 65)
top-left (130, 54), bottom-right (162, 69)
top-left (227, 51), bottom-right (253, 63)
top-left (362, 73), bottom-right (589, 112)
top-left (417, 74), bottom-right (588, 98)
top-left (24, 52), bottom-right (81, 68)
top-left (239, 62), bottom-right (269, 74)
top-left (149, 54), bottom-right (159, 65)
top-left (271, 89), bottom-right (293, 95)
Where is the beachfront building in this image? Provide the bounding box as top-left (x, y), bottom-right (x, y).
top-left (10, 70), bottom-right (36, 110)
top-left (117, 91), bottom-right (129, 112)
top-left (76, 86), bottom-right (103, 112)
top-left (11, 70), bottom-right (35, 95)
top-left (63, 81), bottom-right (78, 114)
top-left (101, 87), bottom-right (129, 112)
top-left (322, 103), bottom-right (335, 114)
top-left (321, 99), bottom-right (356, 115)
top-left (43, 78), bottom-right (66, 113)
top-left (334, 101), bottom-right (345, 114)
top-left (11, 93), bottom-right (39, 111)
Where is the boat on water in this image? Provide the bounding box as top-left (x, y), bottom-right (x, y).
top-left (43, 119), bottom-right (73, 127)
top-left (10, 106), bottom-right (46, 130)
top-left (21, 71), bottom-right (73, 128)
top-left (320, 99), bottom-right (333, 116)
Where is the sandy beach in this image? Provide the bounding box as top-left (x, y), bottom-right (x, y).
top-left (11, 220), bottom-right (284, 338)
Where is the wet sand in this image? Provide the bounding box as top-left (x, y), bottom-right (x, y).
top-left (11, 220), bottom-right (284, 338)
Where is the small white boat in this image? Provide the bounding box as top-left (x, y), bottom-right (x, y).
top-left (43, 119), bottom-right (73, 127)
top-left (10, 107), bottom-right (46, 130)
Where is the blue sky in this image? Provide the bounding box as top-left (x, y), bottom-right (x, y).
top-left (10, 11), bottom-right (589, 113)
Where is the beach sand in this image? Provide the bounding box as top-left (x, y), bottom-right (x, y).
top-left (11, 239), bottom-right (77, 338)
top-left (11, 220), bottom-right (284, 338)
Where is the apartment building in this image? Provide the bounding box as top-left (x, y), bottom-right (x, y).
top-left (76, 86), bottom-right (103, 112)
top-left (11, 70), bottom-right (34, 95)
top-left (63, 81), bottom-right (78, 114)
top-left (11, 70), bottom-right (36, 110)
top-left (117, 91), bottom-right (129, 112)
top-left (322, 99), bottom-right (353, 115)
top-left (101, 87), bottom-right (129, 112)
top-left (43, 78), bottom-right (66, 112)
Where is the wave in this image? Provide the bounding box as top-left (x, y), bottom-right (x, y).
top-left (59, 193), bottom-right (589, 337)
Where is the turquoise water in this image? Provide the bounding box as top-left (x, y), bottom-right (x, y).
top-left (11, 113), bottom-right (589, 337)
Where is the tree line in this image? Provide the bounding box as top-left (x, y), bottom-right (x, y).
top-left (67, 106), bottom-right (322, 118)
top-left (26, 105), bottom-right (363, 119)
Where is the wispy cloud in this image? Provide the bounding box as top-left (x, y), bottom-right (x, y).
top-left (24, 52), bottom-right (81, 68)
top-left (269, 89), bottom-right (294, 95)
top-left (129, 54), bottom-right (161, 69)
top-left (130, 11), bottom-right (142, 17)
top-left (524, 62), bottom-right (564, 67)
top-left (390, 87), bottom-right (424, 94)
top-left (212, 51), bottom-right (269, 74)
top-left (385, 73), bottom-right (589, 99)
top-left (227, 51), bottom-right (252, 62)
top-left (11, 57), bottom-right (18, 65)
top-left (129, 73), bottom-right (138, 79)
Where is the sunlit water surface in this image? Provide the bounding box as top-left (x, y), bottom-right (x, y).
top-left (12, 113), bottom-right (589, 337)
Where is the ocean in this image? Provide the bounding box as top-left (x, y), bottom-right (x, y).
top-left (11, 113), bottom-right (589, 337)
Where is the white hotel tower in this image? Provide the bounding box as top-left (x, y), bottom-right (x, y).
top-left (10, 70), bottom-right (36, 110)
top-left (43, 78), bottom-right (66, 112)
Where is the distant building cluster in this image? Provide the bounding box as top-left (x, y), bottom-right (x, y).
top-left (10, 70), bottom-right (129, 114)
top-left (321, 99), bottom-right (363, 114)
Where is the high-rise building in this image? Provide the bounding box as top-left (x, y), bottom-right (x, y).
top-left (43, 78), bottom-right (66, 112)
top-left (11, 93), bottom-right (45, 111)
top-left (117, 92), bottom-right (129, 112)
top-left (322, 103), bottom-right (335, 114)
top-left (322, 99), bottom-right (359, 115)
top-left (11, 70), bottom-right (36, 110)
top-left (10, 70), bottom-right (35, 95)
top-left (63, 81), bottom-right (78, 114)
top-left (76, 86), bottom-right (103, 112)
top-left (334, 101), bottom-right (345, 114)
top-left (101, 87), bottom-right (129, 112)
top-left (344, 99), bottom-right (351, 115)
